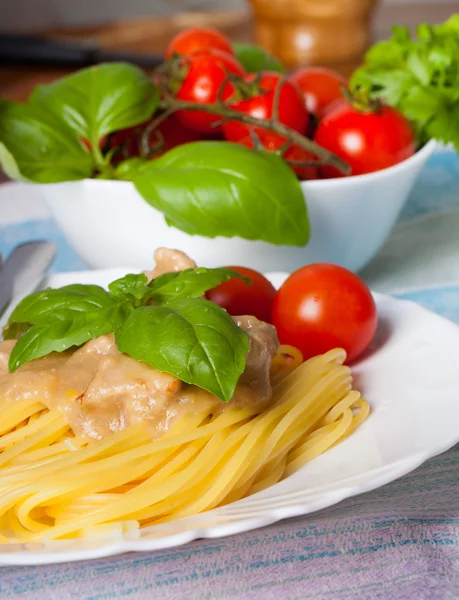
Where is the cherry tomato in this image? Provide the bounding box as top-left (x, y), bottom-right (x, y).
top-left (175, 50), bottom-right (245, 134)
top-left (166, 27), bottom-right (234, 59)
top-left (314, 101), bottom-right (416, 178)
top-left (154, 115), bottom-right (201, 153)
top-left (289, 67), bottom-right (347, 118)
top-left (272, 264), bottom-right (377, 363)
top-left (206, 266), bottom-right (277, 323)
top-left (108, 126), bottom-right (142, 160)
top-left (236, 131), bottom-right (319, 180)
top-left (283, 144), bottom-right (319, 181)
top-left (221, 72), bottom-right (309, 142)
top-left (107, 116), bottom-right (201, 162)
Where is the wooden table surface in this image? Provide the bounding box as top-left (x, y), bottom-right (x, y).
top-left (0, 2), bottom-right (456, 102)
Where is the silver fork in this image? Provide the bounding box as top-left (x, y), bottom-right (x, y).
top-left (0, 241), bottom-right (57, 329)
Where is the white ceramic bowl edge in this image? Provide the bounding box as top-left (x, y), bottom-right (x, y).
top-left (38, 140), bottom-right (437, 273)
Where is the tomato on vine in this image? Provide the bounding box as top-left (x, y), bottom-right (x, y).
top-left (173, 50), bottom-right (245, 135)
top-left (154, 116), bottom-right (202, 153)
top-left (106, 116), bottom-right (201, 162)
top-left (165, 27), bottom-right (234, 59)
top-left (289, 67), bottom-right (347, 118)
top-left (236, 131), bottom-right (319, 180)
top-left (314, 101), bottom-right (415, 178)
top-left (107, 126), bottom-right (142, 163)
top-left (221, 72), bottom-right (309, 142)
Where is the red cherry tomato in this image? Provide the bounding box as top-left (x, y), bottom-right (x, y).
top-left (314, 101), bottom-right (416, 178)
top-left (175, 50), bottom-right (245, 135)
top-left (272, 264), bottom-right (377, 363)
top-left (236, 131), bottom-right (319, 181)
top-left (154, 115), bottom-right (201, 153)
top-left (108, 126), bottom-right (141, 160)
top-left (206, 266), bottom-right (277, 323)
top-left (107, 116), bottom-right (201, 162)
top-left (221, 72), bottom-right (309, 142)
top-left (289, 67), bottom-right (347, 118)
top-left (283, 144), bottom-right (319, 181)
top-left (165, 27), bottom-right (234, 59)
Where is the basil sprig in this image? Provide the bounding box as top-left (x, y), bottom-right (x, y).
top-left (0, 63), bottom-right (159, 182)
top-left (4, 268), bottom-right (251, 402)
top-left (0, 62), bottom-right (310, 248)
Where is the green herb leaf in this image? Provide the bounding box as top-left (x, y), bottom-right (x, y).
top-left (232, 43), bottom-right (285, 74)
top-left (5, 270), bottom-right (253, 401)
top-left (0, 63), bottom-right (159, 182)
top-left (115, 299), bottom-right (249, 401)
top-left (2, 322), bottom-right (31, 341)
top-left (109, 274), bottom-right (152, 306)
top-left (134, 141), bottom-right (309, 247)
top-left (30, 63), bottom-right (159, 149)
top-left (7, 284), bottom-right (116, 327)
top-left (8, 302), bottom-right (132, 372)
top-left (0, 101), bottom-right (93, 182)
top-left (114, 157), bottom-right (150, 181)
top-left (149, 267), bottom-right (250, 304)
top-left (350, 15), bottom-right (459, 151)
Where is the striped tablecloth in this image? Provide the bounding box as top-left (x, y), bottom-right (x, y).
top-left (1, 147), bottom-right (459, 600)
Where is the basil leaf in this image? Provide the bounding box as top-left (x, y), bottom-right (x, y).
top-left (0, 141), bottom-right (26, 182)
top-left (149, 267), bottom-right (250, 304)
top-left (233, 43), bottom-right (285, 74)
top-left (7, 284), bottom-right (115, 327)
top-left (2, 322), bottom-right (31, 341)
top-left (114, 157), bottom-right (150, 181)
top-left (109, 274), bottom-right (152, 306)
top-left (116, 299), bottom-right (249, 401)
top-left (9, 302), bottom-right (132, 372)
top-left (30, 63), bottom-right (160, 148)
top-left (0, 100), bottom-right (93, 182)
top-left (134, 141), bottom-right (309, 247)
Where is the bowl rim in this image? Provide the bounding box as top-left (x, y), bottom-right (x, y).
top-left (40, 138), bottom-right (438, 191)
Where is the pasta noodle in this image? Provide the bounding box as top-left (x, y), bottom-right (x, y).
top-left (0, 348), bottom-right (369, 542)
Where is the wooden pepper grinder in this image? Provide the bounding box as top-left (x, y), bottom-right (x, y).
top-left (249, 0), bottom-right (379, 69)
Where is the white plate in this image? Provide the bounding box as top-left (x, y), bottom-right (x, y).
top-left (1, 269), bottom-right (459, 566)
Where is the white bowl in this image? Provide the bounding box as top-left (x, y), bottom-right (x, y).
top-left (38, 140), bottom-right (436, 273)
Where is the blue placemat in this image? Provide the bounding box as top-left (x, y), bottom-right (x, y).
top-left (0, 219), bottom-right (87, 273)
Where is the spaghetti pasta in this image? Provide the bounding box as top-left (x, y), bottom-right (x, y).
top-left (0, 347), bottom-right (368, 542)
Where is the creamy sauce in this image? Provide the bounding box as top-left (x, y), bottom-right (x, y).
top-left (0, 249), bottom-right (279, 442)
top-left (0, 318), bottom-right (278, 441)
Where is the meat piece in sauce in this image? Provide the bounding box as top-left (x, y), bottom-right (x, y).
top-left (0, 335), bottom-right (186, 441)
top-left (233, 315), bottom-right (279, 404)
top-left (63, 335), bottom-right (183, 439)
top-left (0, 248), bottom-right (281, 441)
top-left (144, 247), bottom-right (197, 282)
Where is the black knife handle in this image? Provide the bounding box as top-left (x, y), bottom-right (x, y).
top-left (0, 33), bottom-right (163, 69)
